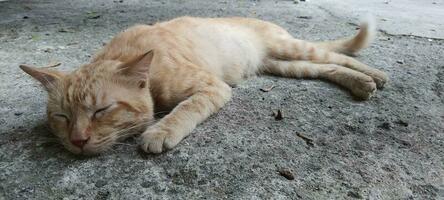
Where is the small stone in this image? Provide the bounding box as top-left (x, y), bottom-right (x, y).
top-left (58, 28), bottom-right (74, 33)
top-left (347, 191), bottom-right (363, 199)
top-left (297, 16), bottom-right (312, 20)
top-left (87, 12), bottom-right (101, 19)
top-left (399, 140), bottom-right (412, 148)
top-left (14, 112), bottom-right (23, 116)
top-left (378, 122), bottom-right (391, 130)
top-left (197, 179), bottom-right (206, 185)
top-left (95, 180), bottom-right (107, 188)
top-left (296, 132), bottom-right (314, 147)
top-left (395, 120), bottom-right (409, 127)
top-left (95, 191), bottom-right (110, 200)
top-left (273, 110), bottom-right (283, 120)
top-left (260, 85), bottom-right (275, 92)
top-left (278, 169), bottom-right (295, 180)
top-left (140, 181), bottom-right (152, 188)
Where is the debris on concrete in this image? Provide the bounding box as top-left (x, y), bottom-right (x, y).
top-left (272, 109), bottom-right (283, 121)
top-left (296, 132), bottom-right (314, 147)
top-left (278, 168), bottom-right (295, 180)
top-left (260, 85), bottom-right (275, 92)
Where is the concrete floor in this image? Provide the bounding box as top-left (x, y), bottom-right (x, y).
top-left (0, 0), bottom-right (443, 199)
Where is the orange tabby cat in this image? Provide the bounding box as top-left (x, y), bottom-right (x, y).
top-left (20, 16), bottom-right (388, 155)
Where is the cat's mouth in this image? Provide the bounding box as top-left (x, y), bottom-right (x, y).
top-left (70, 128), bottom-right (147, 155)
top-left (59, 118), bottom-right (153, 155)
top-left (64, 143), bottom-right (100, 156)
top-left (76, 136), bottom-right (122, 155)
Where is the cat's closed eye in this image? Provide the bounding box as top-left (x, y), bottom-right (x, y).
top-left (93, 104), bottom-right (114, 119)
top-left (52, 113), bottom-right (70, 123)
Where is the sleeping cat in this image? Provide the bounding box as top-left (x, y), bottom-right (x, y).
top-left (20, 16), bottom-right (388, 155)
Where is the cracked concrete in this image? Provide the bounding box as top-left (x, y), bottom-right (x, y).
top-left (1, 0), bottom-right (443, 199)
top-left (310, 0), bottom-right (444, 39)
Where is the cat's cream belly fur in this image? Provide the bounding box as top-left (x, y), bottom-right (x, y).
top-left (180, 20), bottom-right (266, 86)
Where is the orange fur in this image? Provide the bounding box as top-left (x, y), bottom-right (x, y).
top-left (20, 16), bottom-right (388, 155)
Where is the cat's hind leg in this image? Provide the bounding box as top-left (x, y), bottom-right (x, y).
top-left (262, 59), bottom-right (377, 100)
top-left (265, 37), bottom-right (388, 89)
top-left (259, 16), bottom-right (387, 88)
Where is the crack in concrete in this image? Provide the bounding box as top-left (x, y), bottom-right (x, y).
top-left (378, 29), bottom-right (444, 41)
top-left (317, 4), bottom-right (444, 41)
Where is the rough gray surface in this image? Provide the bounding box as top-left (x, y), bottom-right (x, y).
top-left (1, 0), bottom-right (443, 199)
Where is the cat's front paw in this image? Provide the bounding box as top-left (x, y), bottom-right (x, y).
top-left (140, 127), bottom-right (183, 154)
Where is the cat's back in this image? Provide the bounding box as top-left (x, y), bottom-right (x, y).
top-left (158, 17), bottom-right (267, 83)
top-left (96, 16), bottom-right (268, 63)
top-left (95, 16), bottom-right (271, 84)
top-left (93, 24), bottom-right (154, 62)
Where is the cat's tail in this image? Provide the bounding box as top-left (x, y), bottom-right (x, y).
top-left (315, 15), bottom-right (376, 56)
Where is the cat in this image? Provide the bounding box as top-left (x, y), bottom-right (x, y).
top-left (20, 16), bottom-right (388, 155)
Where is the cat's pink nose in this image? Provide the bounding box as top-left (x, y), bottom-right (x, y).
top-left (70, 138), bottom-right (89, 148)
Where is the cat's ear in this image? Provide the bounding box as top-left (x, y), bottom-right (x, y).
top-left (118, 50), bottom-right (154, 89)
top-left (19, 64), bottom-right (65, 90)
top-left (119, 50), bottom-right (154, 79)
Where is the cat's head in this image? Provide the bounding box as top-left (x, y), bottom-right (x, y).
top-left (20, 51), bottom-right (155, 155)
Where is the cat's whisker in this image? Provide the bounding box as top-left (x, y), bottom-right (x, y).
top-left (114, 121), bottom-right (153, 134)
top-left (94, 118), bottom-right (158, 146)
top-left (94, 137), bottom-right (114, 146)
top-left (114, 142), bottom-right (133, 146)
top-left (92, 121), bottom-right (150, 143)
top-left (153, 110), bottom-right (170, 115)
